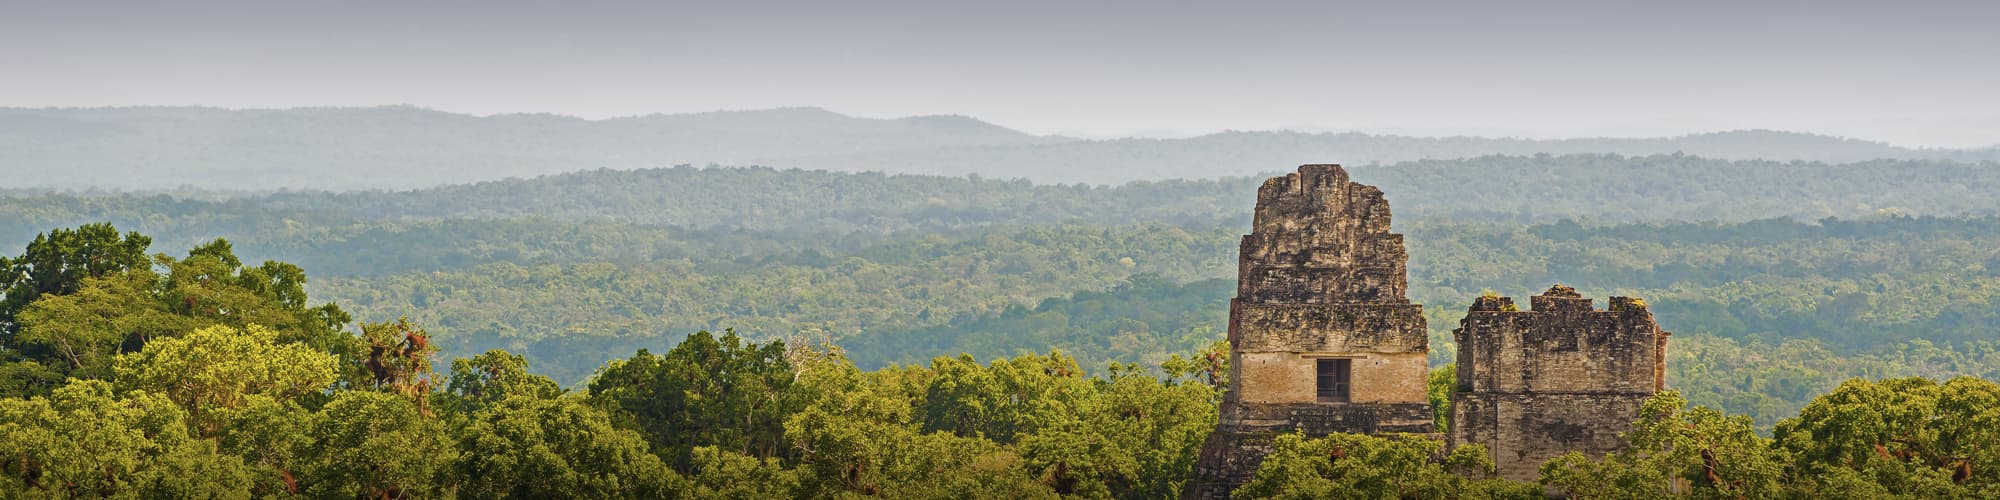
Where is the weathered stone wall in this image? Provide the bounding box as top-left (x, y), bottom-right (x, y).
top-left (1233, 351), bottom-right (1428, 404)
top-left (1188, 165), bottom-right (1432, 499)
top-left (1230, 302), bottom-right (1427, 353)
top-left (1447, 286), bottom-right (1670, 482)
top-left (1451, 392), bottom-right (1650, 481)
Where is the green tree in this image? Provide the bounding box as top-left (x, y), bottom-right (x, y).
top-left (0, 223), bottom-right (152, 344)
top-left (919, 351), bottom-right (1091, 443)
top-left (443, 349), bottom-right (562, 415)
top-left (1540, 391), bottom-right (1789, 499)
top-left (1014, 361), bottom-right (1217, 498)
top-left (587, 330), bottom-right (802, 470)
top-left (454, 394), bottom-right (686, 498)
top-left (1429, 363), bottom-right (1455, 431)
top-left (686, 445), bottom-right (804, 498)
top-left (1236, 432), bottom-right (1534, 499)
top-left (158, 239), bottom-right (353, 364)
top-left (113, 324), bottom-right (339, 434)
top-left (781, 355), bottom-right (1052, 498)
top-left (301, 390), bottom-right (456, 498)
top-left (14, 273), bottom-right (179, 381)
top-left (213, 395), bottom-right (318, 496)
top-left (0, 379), bottom-right (254, 497)
top-left (1774, 376), bottom-right (2000, 497)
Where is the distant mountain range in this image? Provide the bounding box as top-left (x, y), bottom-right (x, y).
top-left (3, 106), bottom-right (1994, 189)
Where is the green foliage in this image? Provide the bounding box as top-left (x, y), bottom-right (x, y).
top-left (1542, 382), bottom-right (2000, 498)
top-left (918, 351), bottom-right (1091, 443)
top-left (586, 330), bottom-right (803, 471)
top-left (782, 365), bottom-right (1052, 498)
top-left (1161, 339), bottom-right (1230, 390)
top-left (212, 395), bottom-right (317, 495)
top-left (0, 225), bottom-right (355, 399)
top-left (1774, 376), bottom-right (2000, 497)
top-left (0, 222), bottom-right (152, 344)
top-left (1033, 365), bottom-right (1219, 498)
top-left (157, 239), bottom-right (353, 355)
top-left (774, 346), bottom-right (1220, 498)
top-left (302, 390), bottom-right (456, 498)
top-left (686, 445), bottom-right (803, 498)
top-left (1541, 391), bottom-right (1789, 498)
top-left (1429, 363), bottom-right (1455, 431)
top-left (1236, 432), bottom-right (1538, 499)
top-left (113, 324), bottom-right (339, 433)
top-left (19, 183), bottom-right (2000, 415)
top-left (15, 273), bottom-right (177, 381)
top-left (305, 221), bottom-right (1235, 384)
top-left (1669, 335), bottom-right (2000, 432)
top-left (0, 380), bottom-right (254, 498)
top-left (443, 349), bottom-right (562, 414)
top-left (454, 394), bottom-right (686, 498)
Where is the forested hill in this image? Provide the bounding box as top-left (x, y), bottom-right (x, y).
top-left (6, 106), bottom-right (1996, 189)
top-left (780, 130), bottom-right (2000, 183)
top-left (196, 154), bottom-right (2000, 230)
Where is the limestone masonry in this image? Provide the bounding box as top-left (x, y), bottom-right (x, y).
top-left (1186, 164), bottom-right (1671, 497)
top-left (1449, 286), bottom-right (1670, 481)
top-left (1186, 165), bottom-right (1433, 499)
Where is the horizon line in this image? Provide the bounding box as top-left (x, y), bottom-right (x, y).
top-left (6, 103), bottom-right (1991, 151)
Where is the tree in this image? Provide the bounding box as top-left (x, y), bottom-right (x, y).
top-left (454, 394), bottom-right (685, 498)
top-left (1235, 432), bottom-right (1534, 499)
top-left (1540, 391), bottom-right (1789, 499)
top-left (301, 390), bottom-right (456, 498)
top-left (443, 349), bottom-right (562, 415)
top-left (357, 318), bottom-right (440, 408)
top-left (587, 330), bottom-right (802, 470)
top-left (213, 395), bottom-right (319, 496)
top-left (157, 239), bottom-right (354, 363)
top-left (14, 273), bottom-right (180, 381)
top-left (0, 379), bottom-right (254, 497)
top-left (1774, 376), bottom-right (2000, 497)
top-left (0, 223), bottom-right (152, 345)
top-left (686, 446), bottom-right (803, 498)
top-left (1429, 363), bottom-right (1455, 431)
top-left (1015, 361), bottom-right (1217, 498)
top-left (113, 324), bottom-right (339, 434)
top-left (781, 355), bottom-right (1052, 498)
top-left (919, 351), bottom-right (1091, 444)
top-left (0, 230), bottom-right (358, 399)
top-left (1161, 339), bottom-right (1230, 390)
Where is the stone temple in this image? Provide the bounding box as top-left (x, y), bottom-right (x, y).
top-left (1186, 164), bottom-right (1433, 499)
top-left (1186, 164), bottom-right (1670, 498)
top-left (1449, 286), bottom-right (1670, 481)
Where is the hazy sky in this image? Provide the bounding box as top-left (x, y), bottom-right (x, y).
top-left (5, 0), bottom-right (1997, 147)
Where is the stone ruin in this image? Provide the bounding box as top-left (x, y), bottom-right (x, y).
top-left (1186, 164), bottom-right (1433, 499)
top-left (1186, 164), bottom-right (1671, 498)
top-left (1450, 286), bottom-right (1670, 481)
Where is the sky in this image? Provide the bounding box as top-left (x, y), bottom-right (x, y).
top-left (4, 0), bottom-right (1997, 147)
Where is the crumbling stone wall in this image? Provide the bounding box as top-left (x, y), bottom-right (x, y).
top-left (1448, 286), bottom-right (1670, 481)
top-left (1186, 165), bottom-right (1432, 499)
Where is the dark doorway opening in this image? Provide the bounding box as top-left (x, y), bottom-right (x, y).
top-left (1316, 358), bottom-right (1351, 403)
